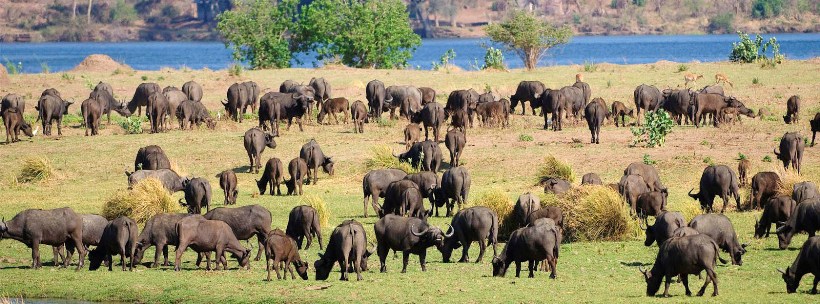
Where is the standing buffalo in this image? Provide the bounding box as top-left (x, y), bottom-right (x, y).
top-left (366, 80), bottom-right (386, 119)
top-left (436, 167), bottom-right (471, 217)
top-left (688, 165), bottom-right (741, 213)
top-left (581, 173), bottom-right (602, 185)
top-left (241, 81), bottom-right (260, 114)
top-left (162, 87), bottom-right (186, 129)
top-left (37, 93), bottom-right (74, 136)
top-left (314, 220), bottom-right (374, 281)
top-left (440, 206), bottom-right (498, 263)
top-left (397, 140), bottom-right (442, 172)
top-left (778, 236), bottom-right (820, 294)
top-left (810, 113), bottom-right (820, 146)
top-left (218, 170), bottom-right (238, 205)
top-left (661, 89), bottom-right (695, 125)
top-left (181, 177), bottom-right (212, 214)
top-left (204, 205), bottom-right (272, 261)
top-left (82, 91), bottom-right (130, 136)
top-left (285, 157), bottom-right (309, 195)
top-left (0, 208), bottom-right (86, 269)
top-left (783, 95), bottom-right (800, 124)
top-left (492, 221), bottom-right (560, 278)
top-left (126, 169), bottom-right (186, 193)
top-left (444, 128), bottom-right (466, 167)
top-left (419, 87), bottom-right (436, 104)
top-left (774, 132), bottom-right (804, 174)
top-left (611, 100), bottom-right (634, 127)
top-left (88, 216), bottom-right (138, 271)
top-left (263, 230), bottom-right (309, 281)
top-left (636, 190), bottom-right (668, 218)
top-left (309, 77), bottom-right (332, 109)
top-left (52, 214), bottom-right (108, 266)
top-left (133, 213), bottom-right (192, 268)
top-left (514, 193), bottom-right (541, 227)
top-left (257, 157), bottom-right (284, 196)
top-left (362, 169), bottom-right (408, 217)
top-left (640, 234), bottom-right (721, 297)
top-left (404, 123), bottom-right (422, 150)
top-left (540, 89), bottom-right (564, 131)
top-left (754, 196), bottom-right (796, 239)
top-left (146, 92), bottom-right (169, 133)
top-left (374, 215), bottom-right (451, 273)
top-left (693, 94), bottom-right (747, 127)
top-left (317, 97), bottom-right (349, 125)
top-left (776, 198), bottom-right (820, 249)
top-left (624, 162), bottom-right (666, 192)
top-left (374, 180), bottom-right (426, 219)
top-left (176, 100), bottom-right (215, 130)
top-left (793, 182), bottom-right (819, 203)
top-left (689, 214), bottom-right (746, 265)
top-left (620, 174), bottom-right (650, 216)
top-left (510, 81), bottom-right (546, 115)
top-left (134, 145), bottom-right (171, 171)
top-left (224, 83), bottom-right (248, 122)
top-left (299, 139), bottom-right (335, 185)
top-left (584, 97), bottom-right (608, 144)
top-left (2, 107), bottom-right (33, 143)
top-left (286, 205), bottom-right (322, 250)
top-left (633, 84), bottom-right (662, 125)
top-left (737, 159), bottom-right (750, 186)
top-left (416, 102), bottom-right (446, 142)
top-left (558, 86), bottom-right (586, 122)
top-left (174, 216), bottom-right (251, 271)
top-left (403, 171), bottom-right (439, 216)
top-left (127, 83), bottom-right (160, 116)
top-left (385, 85), bottom-right (423, 120)
top-left (750, 172), bottom-right (781, 210)
top-left (350, 100), bottom-right (367, 133)
top-left (243, 127), bottom-right (278, 174)
top-left (526, 206), bottom-right (564, 228)
top-left (182, 81), bottom-right (203, 102)
top-left (642, 211), bottom-right (686, 247)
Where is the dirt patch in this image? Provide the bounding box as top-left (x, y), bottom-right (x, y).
top-left (71, 54), bottom-right (133, 73)
top-left (654, 60), bottom-right (679, 66)
top-left (0, 64), bottom-right (9, 85)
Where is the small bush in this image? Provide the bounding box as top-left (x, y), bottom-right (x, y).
top-left (737, 153), bottom-right (747, 160)
top-left (606, 80), bottom-right (612, 88)
top-left (518, 134), bottom-right (534, 142)
top-left (708, 13), bottom-right (734, 33)
top-left (140, 75), bottom-right (148, 81)
top-left (541, 185), bottom-right (640, 242)
top-left (432, 49), bottom-right (456, 72)
top-left (40, 62), bottom-right (50, 74)
top-left (482, 47), bottom-right (505, 70)
top-left (762, 155), bottom-right (772, 162)
top-left (118, 117), bottom-right (143, 134)
top-left (583, 61), bottom-right (598, 72)
top-left (703, 156), bottom-right (714, 166)
top-left (61, 73), bottom-right (75, 81)
top-left (631, 110), bottom-right (674, 147)
top-left (365, 145), bottom-right (417, 173)
top-left (17, 157), bottom-right (54, 183)
top-left (536, 155), bottom-right (575, 185)
top-left (468, 189), bottom-right (516, 240)
top-left (302, 195), bottom-right (330, 228)
top-left (375, 118), bottom-right (395, 128)
top-left (642, 154), bottom-right (656, 165)
top-left (677, 64), bottom-right (688, 72)
top-left (752, 77), bottom-right (760, 85)
top-left (4, 59), bottom-right (22, 75)
top-left (102, 178), bottom-right (181, 224)
top-left (228, 63), bottom-right (243, 77)
top-left (730, 31), bottom-right (784, 65)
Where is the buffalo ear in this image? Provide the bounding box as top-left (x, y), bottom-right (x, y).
top-left (777, 268), bottom-right (786, 275)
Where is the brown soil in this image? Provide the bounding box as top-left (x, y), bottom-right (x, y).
top-left (70, 54), bottom-right (133, 73)
top-left (0, 64), bottom-right (9, 85)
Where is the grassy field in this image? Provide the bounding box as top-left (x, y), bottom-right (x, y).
top-left (0, 60), bottom-right (818, 303)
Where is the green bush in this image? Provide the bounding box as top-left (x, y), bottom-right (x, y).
top-left (677, 64), bottom-right (688, 72)
top-left (752, 0), bottom-right (784, 19)
top-left (110, 0), bottom-right (138, 26)
top-left (762, 155), bottom-right (772, 162)
top-left (118, 117), bottom-right (143, 134)
top-left (642, 154), bottom-right (656, 165)
top-left (518, 134), bottom-right (534, 142)
top-left (708, 13), bottom-right (734, 33)
top-left (432, 49), bottom-right (456, 72)
top-left (4, 59), bottom-right (22, 75)
top-left (737, 153), bottom-right (748, 160)
top-left (631, 110), bottom-right (674, 148)
top-left (482, 47), bottom-right (505, 70)
top-left (729, 31), bottom-right (784, 65)
top-left (583, 61), bottom-right (598, 72)
top-left (228, 63), bottom-right (243, 77)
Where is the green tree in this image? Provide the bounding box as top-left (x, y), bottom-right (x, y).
top-left (299, 0), bottom-right (421, 68)
top-left (485, 11), bottom-right (572, 70)
top-left (216, 0), bottom-right (299, 69)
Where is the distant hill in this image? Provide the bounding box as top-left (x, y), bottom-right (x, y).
top-left (0, 0), bottom-right (816, 42)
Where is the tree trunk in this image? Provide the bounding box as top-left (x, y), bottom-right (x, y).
top-left (71, 0), bottom-right (77, 20)
top-left (87, 0), bottom-right (92, 24)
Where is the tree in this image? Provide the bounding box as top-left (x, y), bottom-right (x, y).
top-left (216, 0), bottom-right (299, 69)
top-left (485, 11), bottom-right (572, 70)
top-left (298, 0), bottom-right (421, 69)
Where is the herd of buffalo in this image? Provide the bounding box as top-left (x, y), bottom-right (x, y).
top-left (1, 73), bottom-right (818, 298)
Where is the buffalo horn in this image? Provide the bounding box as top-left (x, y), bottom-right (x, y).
top-left (443, 224), bottom-right (454, 237)
top-left (638, 266), bottom-right (647, 275)
top-left (639, 218), bottom-right (647, 231)
top-left (777, 268), bottom-right (786, 275)
top-left (410, 224), bottom-right (429, 236)
top-left (687, 188), bottom-right (697, 198)
top-left (773, 148), bottom-right (780, 156)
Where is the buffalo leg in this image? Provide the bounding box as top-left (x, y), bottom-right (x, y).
top-left (548, 257), bottom-right (557, 279)
top-left (31, 241), bottom-right (41, 269)
top-left (255, 236), bottom-right (264, 261)
top-left (811, 277), bottom-right (819, 294)
top-left (459, 241), bottom-right (470, 263)
top-left (697, 268), bottom-right (714, 296)
top-left (150, 243), bottom-right (162, 268)
top-left (214, 248), bottom-right (224, 271)
top-left (527, 260), bottom-right (535, 278)
top-left (273, 259), bottom-right (282, 280)
top-left (265, 257), bottom-right (272, 281)
top-left (662, 276), bottom-right (672, 297)
top-left (52, 246), bottom-right (65, 267)
top-left (340, 257), bottom-right (349, 281)
top-left (514, 261), bottom-right (521, 278)
top-left (353, 252), bottom-right (363, 281)
top-left (401, 251), bottom-right (411, 273)
top-left (378, 245), bottom-right (388, 273)
top-left (681, 275), bottom-right (692, 296)
top-left (419, 251), bottom-right (428, 272)
top-left (174, 243), bottom-right (189, 271)
top-left (285, 260), bottom-right (295, 280)
top-left (476, 239), bottom-right (487, 263)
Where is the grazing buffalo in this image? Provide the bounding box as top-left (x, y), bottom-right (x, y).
top-left (1, 93), bottom-right (25, 116)
top-left (162, 87), bottom-right (186, 129)
top-left (243, 127), bottom-right (278, 174)
top-left (776, 198), bottom-right (820, 249)
top-left (134, 145), bottom-right (171, 171)
top-left (810, 113), bottom-right (820, 146)
top-left (737, 159), bottom-right (750, 186)
top-left (397, 141), bottom-right (442, 172)
top-left (693, 94), bottom-right (747, 127)
top-left (642, 211), bottom-right (686, 247)
top-left (584, 97), bottom-right (608, 144)
top-left (750, 172), bottom-right (781, 210)
top-left (444, 128), bottom-right (466, 167)
top-left (286, 205), bottom-right (322, 250)
top-left (218, 170), bottom-right (238, 205)
top-left (544, 178), bottom-right (571, 195)
top-left (181, 177), bottom-right (212, 214)
top-left (366, 80), bottom-right (387, 119)
top-left (689, 214), bottom-right (746, 265)
top-left (375, 180), bottom-right (426, 219)
top-left (91, 84), bottom-right (128, 125)
top-left (514, 193), bottom-right (541, 227)
top-left (416, 102), bottom-right (446, 142)
top-left (82, 92), bottom-right (130, 136)
top-left (611, 100), bottom-right (634, 127)
top-left (404, 171), bottom-right (439, 215)
top-left (419, 87), bottom-right (436, 104)
top-left (581, 173), bottom-right (602, 185)
top-left (624, 162), bottom-right (666, 192)
top-left (263, 229), bottom-right (309, 281)
top-left (89, 216), bottom-right (138, 271)
top-left (436, 167), bottom-right (471, 217)
top-left (510, 81), bottom-right (547, 115)
top-left (688, 165), bottom-right (741, 213)
top-left (441, 206), bottom-right (498, 263)
top-left (52, 214), bottom-right (108, 266)
top-left (636, 190), bottom-right (668, 218)
top-left (182, 81), bottom-right (203, 102)
top-left (241, 81), bottom-right (260, 114)
top-left (2, 107), bottom-right (33, 143)
top-left (492, 221), bottom-right (560, 278)
top-left (285, 157), bottom-right (309, 195)
top-left (133, 213), bottom-right (192, 268)
top-left (633, 84), bottom-right (662, 125)
top-left (640, 234), bottom-right (721, 297)
top-left (404, 123), bottom-right (422, 150)
top-left (300, 139), bottom-right (335, 184)
top-left (260, 92), bottom-right (312, 132)
top-left (126, 169), bottom-right (186, 193)
top-left (374, 215), bottom-right (452, 273)
top-left (127, 83), bottom-right (160, 116)
top-left (385, 85), bottom-right (423, 120)
top-left (774, 132), bottom-right (804, 174)
top-left (204, 205), bottom-right (272, 261)
top-left (37, 93), bottom-right (74, 136)
top-left (362, 169), bottom-right (408, 217)
top-left (146, 92), bottom-right (169, 133)
top-left (754, 196), bottom-right (796, 239)
top-left (620, 174), bottom-right (650, 216)
top-left (778, 236), bottom-right (820, 294)
top-left (661, 89), bottom-right (695, 125)
top-left (317, 97), bottom-right (349, 125)
top-left (526, 206), bottom-right (563, 228)
top-left (350, 100), bottom-right (367, 133)
top-left (475, 99), bottom-right (505, 128)
top-left (783, 95), bottom-right (800, 124)
top-left (0, 208), bottom-right (86, 269)
top-left (174, 216), bottom-right (251, 271)
top-left (445, 89), bottom-right (479, 119)
top-left (540, 89), bottom-right (564, 131)
top-left (315, 220), bottom-right (374, 281)
top-left (257, 158), bottom-right (284, 196)
top-left (558, 86), bottom-right (586, 122)
top-left (793, 182), bottom-right (819, 203)
top-left (224, 83), bottom-right (248, 122)
top-left (176, 100), bottom-right (215, 130)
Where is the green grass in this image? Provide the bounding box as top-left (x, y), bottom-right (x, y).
top-left (0, 60), bottom-right (818, 302)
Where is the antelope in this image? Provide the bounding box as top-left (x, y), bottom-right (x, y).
top-left (715, 73), bottom-right (734, 87)
top-left (684, 73), bottom-right (703, 87)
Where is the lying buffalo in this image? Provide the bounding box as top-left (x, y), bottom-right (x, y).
top-left (362, 169), bottom-right (408, 217)
top-left (642, 211), bottom-right (686, 247)
top-left (286, 205), bottom-right (322, 250)
top-left (315, 220), bottom-right (374, 281)
top-left (374, 215), bottom-right (451, 273)
top-left (204, 205), bottom-right (272, 261)
top-left (640, 234), bottom-right (721, 297)
top-left (492, 221), bottom-right (560, 278)
top-left (263, 229), bottom-right (309, 281)
top-left (440, 206), bottom-right (498, 263)
top-left (544, 178), bottom-right (571, 195)
top-left (689, 214), bottom-right (746, 265)
top-left (0, 208), bottom-right (86, 269)
top-left (134, 145), bottom-right (171, 171)
top-left (778, 236), bottom-right (820, 294)
top-left (174, 216), bottom-right (251, 271)
top-left (126, 169), bottom-right (186, 193)
top-left (776, 198), bottom-right (820, 249)
top-left (581, 173), bottom-right (602, 185)
top-left (774, 132), bottom-right (804, 174)
top-left (244, 127), bottom-right (278, 174)
top-left (89, 216), bottom-right (138, 271)
top-left (688, 165), bottom-right (741, 213)
top-left (754, 196), bottom-right (795, 239)
top-left (134, 213), bottom-right (192, 268)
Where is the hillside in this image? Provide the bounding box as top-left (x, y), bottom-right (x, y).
top-left (0, 0), bottom-right (817, 42)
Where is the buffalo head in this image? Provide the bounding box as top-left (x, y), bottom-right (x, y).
top-left (778, 267), bottom-right (799, 293)
top-left (775, 224), bottom-right (794, 250)
top-left (264, 132), bottom-right (278, 149)
top-left (0, 217), bottom-right (7, 235)
top-left (491, 255), bottom-right (507, 277)
top-left (639, 265), bottom-right (663, 296)
top-left (321, 157), bottom-right (335, 176)
top-left (314, 253), bottom-right (333, 280)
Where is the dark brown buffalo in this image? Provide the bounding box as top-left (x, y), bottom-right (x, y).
top-left (415, 102), bottom-right (446, 142)
top-left (133, 213), bottom-right (192, 267)
top-left (475, 100), bottom-right (504, 128)
top-left (243, 127), bottom-right (278, 174)
top-left (624, 162), bottom-right (666, 192)
top-left (218, 170), bottom-right (238, 205)
top-left (737, 159), bottom-right (750, 187)
top-left (693, 94), bottom-right (748, 128)
top-left (754, 196), bottom-right (796, 238)
top-left (1, 93), bottom-right (25, 116)
top-left (397, 140), bottom-right (442, 172)
top-left (286, 205), bottom-right (322, 250)
top-left (492, 221), bottom-right (560, 278)
top-left (82, 93), bottom-right (130, 136)
top-left (362, 169), bottom-right (408, 217)
top-left (778, 236), bottom-right (820, 294)
top-left (611, 100), bottom-right (634, 127)
top-left (419, 87), bottom-right (436, 104)
top-left (366, 79), bottom-right (386, 118)
top-left (285, 157), bottom-right (308, 195)
top-left (526, 206), bottom-right (563, 227)
top-left (584, 97), bottom-right (608, 144)
top-left (127, 83), bottom-right (160, 116)
top-left (374, 215), bottom-right (452, 273)
top-left (224, 83), bottom-right (247, 122)
top-left (52, 214), bottom-right (108, 266)
top-left (90, 85), bottom-right (130, 124)
top-left (403, 123), bottom-right (422, 150)
top-left (257, 92), bottom-right (279, 132)
top-left (573, 80), bottom-right (592, 104)
top-left (540, 89), bottom-right (564, 131)
top-left (89, 216), bottom-right (138, 271)
top-left (134, 145), bottom-right (171, 171)
top-left (620, 174), bottom-right (650, 216)
top-left (375, 180), bottom-right (426, 219)
top-left (784, 95), bottom-right (800, 124)
top-left (581, 173), bottom-right (602, 185)
top-left (510, 81), bottom-right (547, 115)
top-left (2, 107), bottom-right (33, 143)
top-left (182, 80), bottom-right (203, 102)
top-left (36, 93), bottom-right (74, 136)
top-left (514, 193), bottom-right (541, 227)
top-left (174, 216), bottom-right (251, 271)
top-left (309, 77), bottom-right (332, 105)
top-left (264, 229), bottom-right (309, 281)
top-left (689, 214), bottom-right (746, 265)
top-left (204, 205), bottom-right (272, 261)
top-left (774, 132), bottom-right (804, 174)
top-left (299, 139), bottom-right (335, 185)
top-left (126, 169), bottom-right (186, 193)
top-left (436, 167), bottom-right (471, 217)
top-left (162, 87), bottom-right (186, 129)
top-left (146, 92), bottom-right (168, 133)
top-left (403, 171), bottom-right (439, 216)
top-left (642, 211), bottom-right (686, 247)
top-left (776, 198), bottom-right (820, 249)
top-left (559, 86), bottom-right (586, 122)
top-left (0, 208), bottom-right (86, 269)
top-left (640, 234), bottom-right (721, 297)
top-left (661, 88), bottom-right (696, 125)
top-left (175, 100), bottom-right (215, 130)
top-left (256, 157), bottom-right (284, 196)
top-left (181, 177), bottom-right (212, 214)
top-left (317, 97), bottom-right (349, 125)
top-left (633, 84), bottom-right (662, 125)
top-left (444, 128), bottom-right (466, 167)
top-left (445, 89), bottom-right (479, 126)
top-left (810, 112), bottom-right (820, 146)
top-left (385, 85), bottom-right (423, 120)
top-left (688, 165), bottom-right (741, 213)
top-left (314, 220), bottom-right (375, 281)
top-left (241, 81), bottom-right (260, 114)
top-left (750, 172), bottom-right (781, 210)
top-left (350, 100), bottom-right (367, 133)
top-left (636, 190), bottom-right (668, 218)
top-left (441, 206), bottom-right (498, 263)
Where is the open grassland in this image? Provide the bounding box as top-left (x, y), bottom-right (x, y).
top-left (0, 60), bottom-right (818, 303)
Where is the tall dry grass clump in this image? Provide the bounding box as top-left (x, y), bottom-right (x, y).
top-left (541, 185), bottom-right (640, 242)
top-left (17, 156), bottom-right (54, 183)
top-left (365, 145), bottom-right (417, 173)
top-left (468, 189), bottom-right (517, 240)
top-left (776, 170), bottom-right (802, 197)
top-left (302, 194), bottom-right (330, 228)
top-left (102, 178), bottom-right (181, 224)
top-left (535, 155), bottom-right (575, 185)
top-left (669, 200), bottom-right (703, 222)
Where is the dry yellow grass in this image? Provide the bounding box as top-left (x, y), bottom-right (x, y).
top-left (535, 155), bottom-right (575, 185)
top-left (302, 194), bottom-right (330, 228)
top-left (365, 145), bottom-right (417, 173)
top-left (101, 178), bottom-right (181, 223)
top-left (541, 185), bottom-right (641, 241)
top-left (467, 189), bottom-right (515, 239)
top-left (16, 156), bottom-right (54, 184)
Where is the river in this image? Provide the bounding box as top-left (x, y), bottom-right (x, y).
top-left (0, 34), bottom-right (818, 73)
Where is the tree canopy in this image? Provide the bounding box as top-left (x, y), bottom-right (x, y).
top-left (485, 11), bottom-right (573, 70)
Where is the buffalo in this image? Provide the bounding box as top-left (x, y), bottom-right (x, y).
top-left (1, 93), bottom-right (25, 115)
top-left (204, 205), bottom-right (272, 261)
top-left (256, 157), bottom-right (284, 196)
top-left (737, 159), bottom-right (750, 187)
top-left (259, 92), bottom-right (312, 133)
top-left (774, 132), bottom-right (804, 174)
top-left (2, 107), bottom-right (33, 143)
top-left (263, 229), bottom-right (309, 281)
top-left (809, 113), bottom-right (820, 146)
top-left (633, 84), bottom-right (662, 125)
top-left (693, 94), bottom-right (748, 127)
top-left (385, 85), bottom-right (423, 120)
top-left (611, 100), bottom-right (634, 127)
top-left (661, 89), bottom-right (695, 125)
top-left (285, 157), bottom-right (309, 195)
top-left (636, 190), bottom-right (668, 218)
top-left (558, 86), bottom-right (586, 122)
top-left (440, 206), bottom-right (498, 263)
top-left (224, 83), bottom-right (247, 122)
top-left (620, 174), bottom-right (650, 216)
top-left (52, 214), bottom-right (108, 266)
top-left (176, 100), bottom-right (215, 130)
top-left (218, 170), bottom-right (238, 205)
top-left (181, 177), bottom-right (212, 214)
top-left (244, 127), bottom-right (278, 174)
top-left (584, 97), bottom-right (608, 144)
top-left (540, 89), bottom-right (564, 131)
top-left (444, 128), bottom-right (466, 167)
top-left (317, 97), bottom-right (349, 125)
top-left (89, 216), bottom-right (138, 271)
top-left (162, 87), bottom-right (186, 129)
top-left (126, 169), bottom-right (186, 193)
top-left (404, 123), bottom-right (422, 150)
top-left (174, 216), bottom-right (251, 271)
top-left (127, 83), bottom-right (160, 116)
top-left (783, 95), bottom-right (800, 124)
top-left (492, 221), bottom-right (560, 278)
top-left (82, 92), bottom-right (130, 136)
top-left (510, 81), bottom-right (546, 115)
top-left (36, 93), bottom-right (74, 136)
top-left (133, 213), bottom-right (192, 268)
top-left (134, 145), bottom-right (171, 171)
top-left (750, 172), bottom-right (781, 210)
top-left (581, 173), bottom-right (602, 185)
top-left (374, 214), bottom-right (452, 273)
top-left (419, 87), bottom-right (436, 104)
top-left (475, 99), bottom-right (506, 128)
top-left (286, 205), bottom-right (323, 250)
top-left (436, 167), bottom-right (471, 217)
top-left (640, 234), bottom-right (721, 297)
top-left (778, 236), bottom-right (820, 294)
top-left (403, 171), bottom-right (439, 216)
top-left (776, 198), bottom-right (820, 249)
top-left (793, 182), bottom-right (819, 203)
top-left (397, 140), bottom-right (442, 172)
top-left (146, 92), bottom-right (169, 133)
top-left (241, 81), bottom-right (260, 114)
top-left (0, 208), bottom-right (86, 269)
top-left (642, 211), bottom-right (686, 247)
top-left (362, 169), bottom-right (408, 217)
top-left (366, 80), bottom-right (386, 119)
top-left (182, 81), bottom-right (203, 102)
top-left (688, 165), bottom-right (741, 213)
top-left (350, 100), bottom-right (367, 133)
top-left (314, 220), bottom-right (374, 281)
top-left (624, 162), bottom-right (666, 192)
top-left (689, 214), bottom-right (746, 265)
top-left (309, 77), bottom-right (332, 105)
top-left (754, 196), bottom-right (796, 239)
top-left (514, 193), bottom-right (541, 227)
top-left (416, 102), bottom-right (446, 142)
top-left (374, 180), bottom-right (426, 219)
top-left (544, 178), bottom-right (571, 195)
top-left (299, 139), bottom-right (335, 184)
top-left (525, 206), bottom-right (564, 228)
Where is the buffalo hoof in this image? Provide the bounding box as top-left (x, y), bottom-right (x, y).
top-left (549, 274), bottom-right (556, 279)
top-left (696, 291), bottom-right (704, 297)
top-left (711, 292), bottom-right (718, 297)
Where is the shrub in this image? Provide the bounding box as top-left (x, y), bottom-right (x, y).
top-left (467, 189), bottom-right (516, 240)
top-left (365, 145), bottom-right (417, 173)
top-left (583, 61), bottom-right (598, 72)
top-left (729, 31), bottom-right (784, 66)
top-left (541, 185), bottom-right (640, 242)
top-left (677, 64), bottom-right (688, 72)
top-left (101, 178), bottom-right (181, 224)
top-left (228, 63), bottom-right (243, 77)
top-left (17, 157), bottom-right (54, 183)
top-left (762, 155), bottom-right (772, 162)
top-left (375, 118), bottom-right (395, 128)
top-left (703, 156), bottom-right (715, 166)
top-left (110, 0), bottom-right (138, 25)
top-left (4, 59), bottom-right (22, 75)
top-left (432, 49), bottom-right (456, 72)
top-left (518, 134), bottom-right (534, 142)
top-left (40, 62), bottom-right (51, 74)
top-left (737, 153), bottom-right (747, 160)
top-left (302, 194), bottom-right (330, 228)
top-left (118, 117), bottom-right (143, 134)
top-left (707, 13), bottom-right (734, 34)
top-left (752, 0), bottom-right (784, 19)
top-left (631, 110), bottom-right (674, 147)
top-left (61, 73), bottom-right (75, 81)
top-left (482, 46), bottom-right (505, 70)
top-left (752, 77), bottom-right (760, 84)
top-left (535, 155), bottom-right (575, 185)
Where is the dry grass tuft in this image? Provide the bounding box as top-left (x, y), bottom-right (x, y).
top-left (669, 200), bottom-right (703, 222)
top-left (17, 157), bottom-right (54, 183)
top-left (535, 155), bottom-right (575, 185)
top-left (302, 194), bottom-right (330, 228)
top-left (102, 178), bottom-right (181, 224)
top-left (541, 185), bottom-right (640, 242)
top-left (776, 170), bottom-right (801, 197)
top-left (467, 189), bottom-right (516, 240)
top-left (169, 161), bottom-right (186, 176)
top-left (365, 145), bottom-right (417, 173)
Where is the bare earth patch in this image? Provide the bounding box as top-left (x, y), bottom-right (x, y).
top-left (70, 54), bottom-right (133, 73)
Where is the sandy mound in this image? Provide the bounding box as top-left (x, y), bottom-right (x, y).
top-left (0, 64), bottom-right (9, 85)
top-left (71, 54), bottom-right (132, 73)
top-left (653, 60), bottom-right (679, 66)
